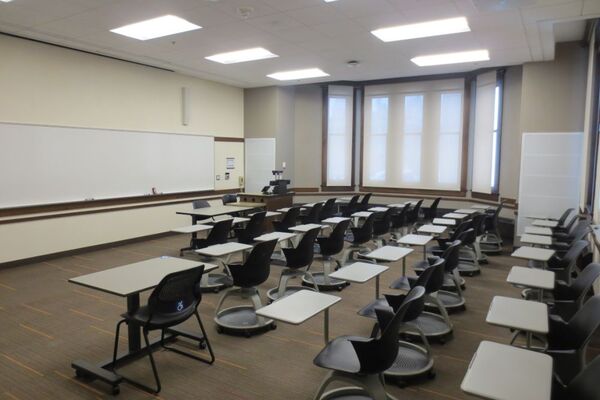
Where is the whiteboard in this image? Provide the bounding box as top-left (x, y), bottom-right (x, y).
top-left (245, 138), bottom-right (275, 193)
top-left (0, 122), bottom-right (214, 208)
top-left (517, 132), bottom-right (583, 235)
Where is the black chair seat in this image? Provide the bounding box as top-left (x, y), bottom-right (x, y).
top-left (121, 306), bottom-right (192, 329)
top-left (313, 335), bottom-right (368, 373)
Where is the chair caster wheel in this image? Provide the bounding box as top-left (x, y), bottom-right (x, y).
top-left (198, 341), bottom-right (207, 350)
top-left (244, 331), bottom-right (251, 338)
top-left (395, 380), bottom-right (407, 388)
top-left (216, 326), bottom-right (224, 334)
top-left (439, 338), bottom-right (446, 345)
top-left (213, 288), bottom-right (220, 293)
top-left (270, 323), bottom-right (277, 330)
top-left (428, 371), bottom-right (436, 380)
top-left (111, 386), bottom-right (120, 396)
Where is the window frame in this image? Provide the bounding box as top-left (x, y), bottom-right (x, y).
top-left (321, 85), bottom-right (357, 191)
top-left (471, 69), bottom-right (505, 201)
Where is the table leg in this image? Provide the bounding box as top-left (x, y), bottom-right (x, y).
top-left (324, 309), bottom-right (330, 344)
top-left (402, 258), bottom-right (406, 277)
top-left (526, 332), bottom-right (532, 348)
top-left (126, 294), bottom-right (141, 352)
top-left (422, 244), bottom-right (426, 260)
top-left (375, 275), bottom-right (380, 299)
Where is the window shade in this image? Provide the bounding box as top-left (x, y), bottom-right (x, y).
top-left (326, 85), bottom-right (353, 186)
top-left (362, 78), bottom-right (465, 190)
top-left (472, 71), bottom-right (498, 194)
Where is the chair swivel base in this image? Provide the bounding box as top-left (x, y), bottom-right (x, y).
top-left (199, 273), bottom-right (233, 293)
top-left (425, 291), bottom-right (465, 314)
top-left (457, 262), bottom-right (481, 277)
top-left (317, 387), bottom-right (398, 400)
top-left (384, 342), bottom-right (434, 386)
top-left (266, 286), bottom-right (314, 302)
top-left (214, 306), bottom-right (275, 337)
top-left (403, 313), bottom-right (453, 343)
top-left (479, 241), bottom-right (503, 254)
top-left (302, 273), bottom-right (349, 291)
top-left (441, 275), bottom-right (465, 291)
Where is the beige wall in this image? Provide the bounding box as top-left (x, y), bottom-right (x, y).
top-left (0, 35), bottom-right (245, 263)
top-left (244, 86), bottom-right (278, 138)
top-left (294, 85), bottom-right (323, 188)
top-left (498, 66), bottom-right (523, 200)
top-left (0, 35), bottom-right (243, 137)
top-left (521, 42), bottom-right (587, 133)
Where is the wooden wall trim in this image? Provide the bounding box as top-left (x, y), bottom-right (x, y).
top-left (360, 186), bottom-right (467, 197)
top-left (292, 187), bottom-right (321, 193)
top-left (461, 76), bottom-right (473, 192)
top-left (472, 191), bottom-right (500, 201)
top-left (214, 137), bottom-right (244, 142)
top-left (321, 186), bottom-right (354, 192)
top-left (0, 188), bottom-right (241, 221)
top-left (321, 85), bottom-right (329, 187)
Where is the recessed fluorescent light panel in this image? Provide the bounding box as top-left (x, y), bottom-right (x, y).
top-left (267, 68), bottom-right (329, 81)
top-left (411, 49), bottom-right (490, 66)
top-left (111, 15), bottom-right (201, 40)
top-left (206, 47), bottom-right (278, 64)
top-left (372, 17), bottom-right (470, 42)
top-left (0, 0), bottom-right (15, 3)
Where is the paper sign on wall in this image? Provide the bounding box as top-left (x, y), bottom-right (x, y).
top-left (226, 157), bottom-right (235, 169)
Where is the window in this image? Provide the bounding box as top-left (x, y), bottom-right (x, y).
top-left (472, 71), bottom-right (503, 194)
top-left (325, 86), bottom-right (354, 186)
top-left (362, 78), bottom-right (465, 191)
top-left (369, 97), bottom-right (388, 181)
top-left (438, 92), bottom-right (462, 185)
top-left (403, 95), bottom-right (423, 183)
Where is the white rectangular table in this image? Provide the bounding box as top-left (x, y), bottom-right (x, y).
top-left (250, 211), bottom-right (281, 218)
top-left (520, 234), bottom-right (552, 247)
top-left (363, 246), bottom-right (414, 287)
top-left (254, 232), bottom-right (297, 243)
top-left (486, 296), bottom-right (548, 348)
top-left (177, 205), bottom-right (256, 221)
top-left (195, 242), bottom-right (253, 258)
top-left (511, 246), bottom-right (555, 263)
top-left (368, 207), bottom-right (389, 212)
top-left (524, 226), bottom-right (553, 236)
top-left (69, 257), bottom-right (217, 389)
top-left (330, 262), bottom-right (389, 298)
top-left (443, 212), bottom-right (468, 220)
top-left (397, 234), bottom-right (434, 260)
top-left (321, 217), bottom-right (351, 225)
top-left (256, 290), bottom-right (341, 344)
top-left (433, 218), bottom-right (456, 226)
top-left (195, 242), bottom-right (253, 288)
top-left (455, 208), bottom-right (479, 215)
top-left (171, 224), bottom-right (213, 234)
top-left (461, 341), bottom-right (553, 400)
top-left (289, 223), bottom-right (326, 233)
top-left (471, 204), bottom-right (494, 210)
top-left (507, 266), bottom-right (555, 301)
top-left (351, 211), bottom-right (373, 218)
top-left (171, 224), bottom-right (213, 255)
top-left (418, 224), bottom-right (447, 235)
top-left (532, 219), bottom-right (559, 228)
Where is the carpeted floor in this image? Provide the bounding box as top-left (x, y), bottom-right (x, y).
top-left (0, 233), bottom-right (597, 400)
